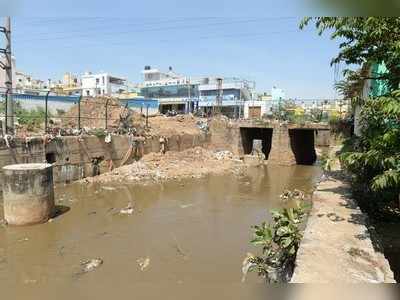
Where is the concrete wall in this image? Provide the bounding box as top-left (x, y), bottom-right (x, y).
top-left (314, 130), bottom-right (330, 147)
top-left (268, 124), bottom-right (296, 165)
top-left (0, 132), bottom-right (209, 189)
top-left (243, 100), bottom-right (271, 119)
top-left (209, 118), bottom-right (330, 166)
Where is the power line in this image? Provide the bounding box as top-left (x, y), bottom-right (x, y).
top-left (14, 17), bottom-right (220, 38)
top-left (16, 17), bottom-right (297, 43)
top-left (15, 28), bottom-right (298, 51)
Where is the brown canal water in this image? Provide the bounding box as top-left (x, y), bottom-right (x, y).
top-left (0, 165), bottom-right (322, 299)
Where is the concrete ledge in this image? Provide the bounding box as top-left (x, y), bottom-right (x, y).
top-left (291, 177), bottom-right (395, 283)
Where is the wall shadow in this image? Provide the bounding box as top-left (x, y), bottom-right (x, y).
top-left (288, 129), bottom-right (317, 165)
top-left (240, 127), bottom-right (273, 159)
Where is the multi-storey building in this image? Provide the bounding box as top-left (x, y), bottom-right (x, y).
top-left (81, 72), bottom-right (127, 97)
top-left (197, 77), bottom-right (255, 117)
top-left (140, 66), bottom-right (254, 116)
top-left (140, 66), bottom-right (196, 113)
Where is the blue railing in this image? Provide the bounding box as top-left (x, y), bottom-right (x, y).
top-left (0, 93), bottom-right (80, 103)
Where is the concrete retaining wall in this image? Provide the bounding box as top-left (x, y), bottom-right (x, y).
top-left (0, 132), bottom-right (209, 188)
top-left (209, 118), bottom-right (330, 165)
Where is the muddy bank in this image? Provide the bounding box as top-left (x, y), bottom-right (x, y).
top-left (81, 147), bottom-right (247, 185)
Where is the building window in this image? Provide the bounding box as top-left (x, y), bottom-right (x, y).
top-left (86, 90), bottom-right (90, 96)
top-left (102, 76), bottom-right (105, 85)
top-left (102, 89), bottom-right (105, 95)
top-left (96, 78), bottom-right (100, 84)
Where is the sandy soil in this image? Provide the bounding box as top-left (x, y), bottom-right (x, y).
top-left (81, 147), bottom-right (246, 184)
top-left (147, 114), bottom-right (206, 136)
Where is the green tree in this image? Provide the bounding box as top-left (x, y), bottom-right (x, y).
top-left (302, 17), bottom-right (400, 213)
top-left (0, 100), bottom-right (50, 129)
top-left (341, 92), bottom-right (400, 197)
top-left (300, 17), bottom-right (400, 91)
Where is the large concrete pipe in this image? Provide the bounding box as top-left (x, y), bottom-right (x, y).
top-left (2, 163), bottom-right (55, 226)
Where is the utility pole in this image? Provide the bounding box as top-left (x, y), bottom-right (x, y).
top-left (0, 17), bottom-right (13, 133)
top-left (215, 77), bottom-right (223, 115)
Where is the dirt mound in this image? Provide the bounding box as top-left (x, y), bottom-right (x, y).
top-left (62, 97), bottom-right (145, 130)
top-left (82, 147), bottom-right (245, 184)
top-left (62, 98), bottom-right (204, 136)
top-left (147, 114), bottom-right (205, 136)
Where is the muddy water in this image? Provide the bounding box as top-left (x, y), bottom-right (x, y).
top-left (0, 165), bottom-right (321, 299)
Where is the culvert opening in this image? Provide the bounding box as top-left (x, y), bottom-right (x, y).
top-left (240, 127), bottom-right (273, 160)
top-left (45, 152), bottom-right (56, 164)
top-left (288, 129), bottom-right (317, 165)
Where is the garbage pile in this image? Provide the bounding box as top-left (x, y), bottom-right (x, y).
top-left (214, 150), bottom-right (234, 160)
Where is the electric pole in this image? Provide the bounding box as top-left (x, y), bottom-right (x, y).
top-left (214, 77), bottom-right (223, 115)
top-left (187, 77), bottom-right (191, 113)
top-left (0, 17), bottom-right (13, 133)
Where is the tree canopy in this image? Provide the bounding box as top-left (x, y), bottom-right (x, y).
top-left (300, 17), bottom-right (400, 91)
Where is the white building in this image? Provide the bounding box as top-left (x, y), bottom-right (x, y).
top-left (81, 72), bottom-right (127, 97)
top-left (15, 71), bottom-right (49, 94)
top-left (140, 66), bottom-right (255, 116)
top-left (244, 100), bottom-right (274, 119)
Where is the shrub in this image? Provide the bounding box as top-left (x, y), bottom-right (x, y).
top-left (242, 191), bottom-right (309, 283)
top-left (340, 91), bottom-right (400, 214)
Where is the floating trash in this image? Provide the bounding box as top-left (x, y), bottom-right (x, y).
top-left (102, 186), bottom-right (116, 191)
top-left (180, 203), bottom-right (194, 209)
top-left (241, 253), bottom-right (256, 283)
top-left (79, 258), bottom-right (103, 274)
top-left (119, 203), bottom-right (134, 215)
top-left (137, 257), bottom-right (150, 271)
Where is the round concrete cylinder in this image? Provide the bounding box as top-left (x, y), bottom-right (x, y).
top-left (2, 163), bottom-right (55, 226)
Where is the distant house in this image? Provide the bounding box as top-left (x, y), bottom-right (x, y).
top-left (81, 72), bottom-right (127, 97)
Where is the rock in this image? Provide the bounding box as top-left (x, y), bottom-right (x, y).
top-left (214, 150), bottom-right (233, 160)
top-left (80, 258), bottom-right (103, 274)
top-left (243, 154), bottom-right (265, 167)
top-left (102, 186), bottom-right (116, 191)
top-left (119, 203), bottom-right (134, 215)
top-left (137, 257), bottom-right (150, 271)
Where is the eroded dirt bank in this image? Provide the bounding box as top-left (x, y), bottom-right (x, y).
top-left (81, 147), bottom-right (247, 185)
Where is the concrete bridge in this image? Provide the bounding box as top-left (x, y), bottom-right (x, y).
top-left (209, 119), bottom-right (330, 165)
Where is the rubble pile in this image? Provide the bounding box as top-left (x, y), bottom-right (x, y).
top-left (82, 147), bottom-right (246, 184)
top-left (214, 150), bottom-right (234, 160)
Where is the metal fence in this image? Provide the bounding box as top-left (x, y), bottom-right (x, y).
top-left (0, 87), bottom-right (351, 136)
top-left (0, 88), bottom-right (152, 136)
